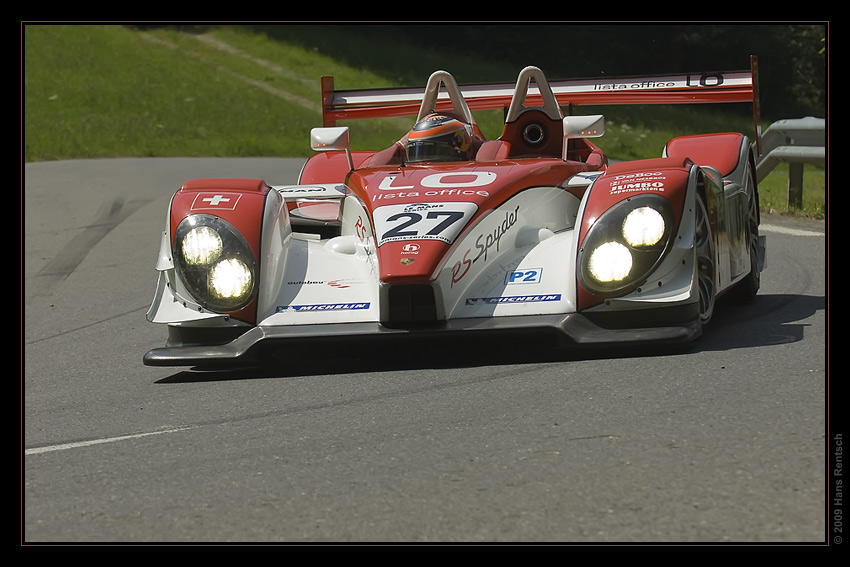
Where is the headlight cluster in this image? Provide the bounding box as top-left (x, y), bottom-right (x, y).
top-left (579, 195), bottom-right (675, 295)
top-left (174, 214), bottom-right (256, 312)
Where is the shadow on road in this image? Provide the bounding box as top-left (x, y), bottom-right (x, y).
top-left (154, 290), bottom-right (824, 384)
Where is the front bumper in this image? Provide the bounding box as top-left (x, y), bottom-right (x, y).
top-left (143, 305), bottom-right (701, 367)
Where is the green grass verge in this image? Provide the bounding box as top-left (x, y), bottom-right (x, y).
top-left (758, 164), bottom-right (825, 219)
top-left (23, 24), bottom-right (825, 218)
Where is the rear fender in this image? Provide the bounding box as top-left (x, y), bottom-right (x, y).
top-left (298, 151), bottom-right (381, 184)
top-left (664, 132), bottom-right (749, 180)
top-left (667, 133), bottom-right (759, 283)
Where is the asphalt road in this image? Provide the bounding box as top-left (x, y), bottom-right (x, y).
top-left (23, 158), bottom-right (827, 543)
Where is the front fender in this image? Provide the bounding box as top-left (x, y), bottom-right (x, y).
top-left (576, 157), bottom-right (693, 310)
top-left (147, 178), bottom-right (289, 326)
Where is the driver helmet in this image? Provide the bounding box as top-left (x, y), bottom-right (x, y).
top-left (406, 114), bottom-right (473, 163)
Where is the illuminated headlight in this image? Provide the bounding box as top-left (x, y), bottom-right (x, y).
top-left (208, 258), bottom-right (253, 300)
top-left (622, 207), bottom-right (665, 247)
top-left (181, 226), bottom-right (223, 266)
top-left (588, 241), bottom-right (633, 282)
top-left (578, 195), bottom-right (675, 295)
top-left (173, 214), bottom-right (256, 311)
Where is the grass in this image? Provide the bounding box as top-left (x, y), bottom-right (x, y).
top-left (23, 24), bottom-right (825, 218)
top-left (757, 164), bottom-right (825, 219)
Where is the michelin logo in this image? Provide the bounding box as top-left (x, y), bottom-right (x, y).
top-left (276, 302), bottom-right (370, 312)
top-left (465, 294), bottom-right (560, 305)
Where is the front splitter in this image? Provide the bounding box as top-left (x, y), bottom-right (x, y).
top-left (142, 311), bottom-right (702, 367)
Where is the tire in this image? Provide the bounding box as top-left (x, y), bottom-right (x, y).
top-left (695, 195), bottom-right (716, 326)
top-left (730, 186), bottom-right (761, 303)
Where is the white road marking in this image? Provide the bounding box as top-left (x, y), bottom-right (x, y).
top-left (761, 224), bottom-right (824, 237)
top-left (25, 427), bottom-right (193, 456)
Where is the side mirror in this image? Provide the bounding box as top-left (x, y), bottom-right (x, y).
top-left (311, 127), bottom-right (354, 171)
top-left (311, 127), bottom-right (350, 151)
top-left (563, 115), bottom-right (605, 139)
top-left (562, 115), bottom-right (605, 162)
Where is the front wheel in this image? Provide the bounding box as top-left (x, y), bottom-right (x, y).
top-left (730, 186), bottom-right (761, 303)
top-left (695, 195), bottom-right (716, 326)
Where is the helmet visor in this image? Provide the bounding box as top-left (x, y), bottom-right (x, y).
top-left (407, 138), bottom-right (464, 162)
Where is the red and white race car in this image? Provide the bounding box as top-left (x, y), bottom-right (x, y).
top-left (144, 61), bottom-right (765, 367)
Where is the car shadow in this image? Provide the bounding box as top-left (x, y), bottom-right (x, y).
top-left (699, 292), bottom-right (825, 352)
top-left (155, 292), bottom-right (825, 384)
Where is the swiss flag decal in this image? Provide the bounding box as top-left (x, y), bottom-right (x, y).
top-left (190, 192), bottom-right (243, 211)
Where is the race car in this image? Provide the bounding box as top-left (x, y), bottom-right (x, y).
top-left (143, 60), bottom-right (765, 367)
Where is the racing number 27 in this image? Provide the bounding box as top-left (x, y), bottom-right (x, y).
top-left (375, 202), bottom-right (478, 246)
top-left (382, 210), bottom-right (464, 240)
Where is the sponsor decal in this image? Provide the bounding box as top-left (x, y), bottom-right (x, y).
top-left (286, 279), bottom-right (360, 288)
top-left (279, 184), bottom-right (346, 195)
top-left (276, 302), bottom-right (370, 313)
top-left (281, 186), bottom-right (328, 193)
top-left (451, 206), bottom-right (521, 287)
top-left (354, 216), bottom-right (368, 242)
top-left (190, 192), bottom-right (242, 211)
top-left (372, 189), bottom-right (492, 202)
top-left (451, 248), bottom-right (473, 286)
top-left (420, 172), bottom-right (497, 188)
top-left (378, 171), bottom-right (497, 190)
top-left (473, 206), bottom-right (520, 263)
top-left (591, 73), bottom-right (729, 92)
top-left (505, 268), bottom-right (543, 285)
top-left (608, 171), bottom-right (667, 195)
top-left (372, 171), bottom-right (496, 202)
top-left (465, 294), bottom-right (561, 305)
top-left (374, 202), bottom-right (478, 246)
top-left (593, 80), bottom-right (676, 91)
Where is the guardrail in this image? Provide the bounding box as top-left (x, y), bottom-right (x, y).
top-left (755, 117), bottom-right (825, 208)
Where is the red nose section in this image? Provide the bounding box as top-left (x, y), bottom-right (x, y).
top-left (378, 240), bottom-right (450, 283)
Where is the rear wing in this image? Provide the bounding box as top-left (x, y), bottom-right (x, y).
top-left (321, 56), bottom-right (762, 152)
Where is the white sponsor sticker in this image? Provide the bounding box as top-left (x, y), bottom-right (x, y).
top-left (374, 202), bottom-right (478, 246)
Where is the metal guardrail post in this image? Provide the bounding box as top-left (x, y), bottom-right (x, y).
top-left (789, 162), bottom-right (804, 209)
top-left (755, 117), bottom-right (825, 209)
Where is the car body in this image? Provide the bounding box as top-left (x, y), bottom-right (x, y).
top-left (144, 61), bottom-right (765, 367)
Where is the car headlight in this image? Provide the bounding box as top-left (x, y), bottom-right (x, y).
top-left (578, 195), bottom-right (675, 295)
top-left (173, 214), bottom-right (256, 311)
top-left (208, 258), bottom-right (253, 300)
top-left (181, 226), bottom-right (223, 266)
top-left (622, 206), bottom-right (666, 247)
top-left (587, 241), bottom-right (633, 283)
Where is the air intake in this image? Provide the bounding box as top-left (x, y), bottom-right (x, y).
top-left (385, 284), bottom-right (438, 325)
